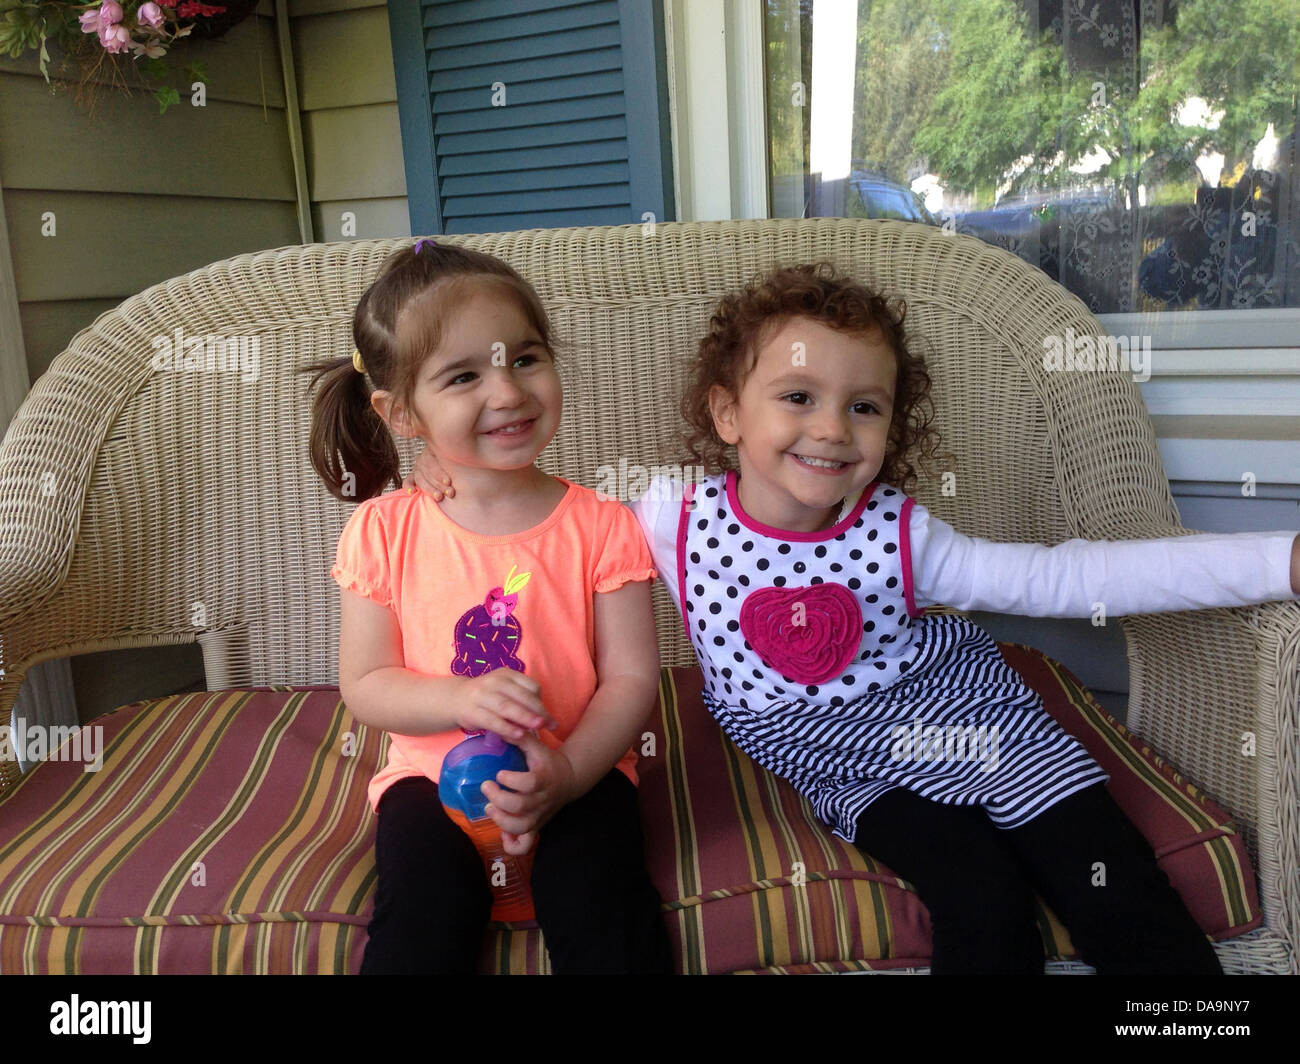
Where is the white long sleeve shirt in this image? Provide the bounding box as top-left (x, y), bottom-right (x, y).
top-left (629, 475), bottom-right (1299, 618)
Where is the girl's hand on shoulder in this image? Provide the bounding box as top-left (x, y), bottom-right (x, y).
top-left (456, 668), bottom-right (556, 740)
top-left (481, 733), bottom-right (577, 855)
top-left (402, 446), bottom-right (454, 500)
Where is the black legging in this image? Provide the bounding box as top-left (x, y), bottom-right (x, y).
top-left (851, 781), bottom-right (1223, 974)
top-left (362, 769), bottom-right (672, 974)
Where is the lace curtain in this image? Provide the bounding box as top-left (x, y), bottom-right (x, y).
top-left (1005, 0), bottom-right (1297, 313)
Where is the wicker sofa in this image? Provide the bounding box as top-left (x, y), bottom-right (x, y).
top-left (0, 218), bottom-right (1296, 973)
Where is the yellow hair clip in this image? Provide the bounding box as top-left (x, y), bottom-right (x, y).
top-left (351, 348), bottom-right (366, 374)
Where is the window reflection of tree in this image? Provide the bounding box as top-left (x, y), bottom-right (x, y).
top-left (765, 0), bottom-right (1298, 314)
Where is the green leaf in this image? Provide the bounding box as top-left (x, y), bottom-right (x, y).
top-left (154, 86), bottom-right (180, 114)
top-left (0, 8), bottom-right (30, 55)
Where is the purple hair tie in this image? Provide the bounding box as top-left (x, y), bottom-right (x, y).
top-left (414, 238), bottom-right (435, 254)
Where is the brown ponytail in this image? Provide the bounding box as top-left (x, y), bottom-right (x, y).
top-left (303, 353), bottom-right (401, 502)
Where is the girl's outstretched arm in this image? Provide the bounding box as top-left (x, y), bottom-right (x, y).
top-left (911, 502), bottom-right (1300, 618)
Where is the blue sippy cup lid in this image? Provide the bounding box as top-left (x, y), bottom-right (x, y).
top-left (438, 732), bottom-right (527, 819)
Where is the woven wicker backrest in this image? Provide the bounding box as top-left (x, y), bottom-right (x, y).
top-left (0, 219), bottom-right (1181, 689)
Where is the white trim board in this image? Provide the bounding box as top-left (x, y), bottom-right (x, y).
top-left (1136, 350), bottom-right (1299, 376)
top-left (726, 0), bottom-right (769, 218)
top-left (668, 0), bottom-right (768, 220)
top-left (1173, 482), bottom-right (1300, 502)
top-left (1138, 376), bottom-right (1300, 416)
top-left (1099, 309), bottom-right (1300, 356)
top-left (1157, 438), bottom-right (1298, 485)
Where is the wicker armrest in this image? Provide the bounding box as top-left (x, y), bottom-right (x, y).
top-left (1116, 598), bottom-right (1300, 957)
top-left (0, 310), bottom-right (152, 792)
top-left (1053, 495), bottom-right (1300, 954)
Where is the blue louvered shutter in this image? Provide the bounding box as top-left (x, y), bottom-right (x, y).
top-left (388, 0), bottom-right (675, 234)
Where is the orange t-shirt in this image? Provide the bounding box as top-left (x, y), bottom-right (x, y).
top-left (330, 477), bottom-right (657, 813)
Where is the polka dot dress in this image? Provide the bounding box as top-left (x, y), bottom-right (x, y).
top-left (677, 470), bottom-right (1109, 843)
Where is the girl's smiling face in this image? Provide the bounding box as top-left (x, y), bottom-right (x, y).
top-left (373, 282), bottom-right (562, 475)
top-left (709, 315), bottom-right (896, 532)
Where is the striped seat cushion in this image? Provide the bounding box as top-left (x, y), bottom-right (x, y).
top-left (0, 646), bottom-right (1260, 973)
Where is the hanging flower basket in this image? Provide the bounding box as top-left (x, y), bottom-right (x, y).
top-left (172, 0), bottom-right (256, 41)
top-left (0, 1), bottom-right (260, 113)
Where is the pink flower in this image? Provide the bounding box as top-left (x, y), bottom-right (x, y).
top-left (137, 2), bottom-right (166, 28)
top-left (79, 1), bottom-right (120, 33)
top-left (81, 1), bottom-right (123, 34)
top-left (176, 1), bottom-right (227, 16)
top-left (98, 22), bottom-right (132, 53)
top-left (128, 36), bottom-right (169, 58)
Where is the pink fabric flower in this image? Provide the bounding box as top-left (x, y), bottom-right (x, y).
top-left (137, 2), bottom-right (166, 29)
top-left (738, 584), bottom-right (864, 685)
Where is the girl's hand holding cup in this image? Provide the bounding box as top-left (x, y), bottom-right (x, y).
top-left (481, 732), bottom-right (578, 855)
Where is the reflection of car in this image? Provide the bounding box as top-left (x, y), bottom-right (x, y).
top-left (846, 171), bottom-right (935, 224)
top-left (950, 189), bottom-right (1113, 241)
top-left (944, 187), bottom-right (1128, 312)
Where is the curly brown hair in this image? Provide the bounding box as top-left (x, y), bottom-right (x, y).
top-left (679, 262), bottom-right (945, 494)
top-left (301, 241), bottom-right (555, 503)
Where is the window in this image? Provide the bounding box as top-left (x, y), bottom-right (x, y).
top-left (764, 0), bottom-right (1299, 317)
